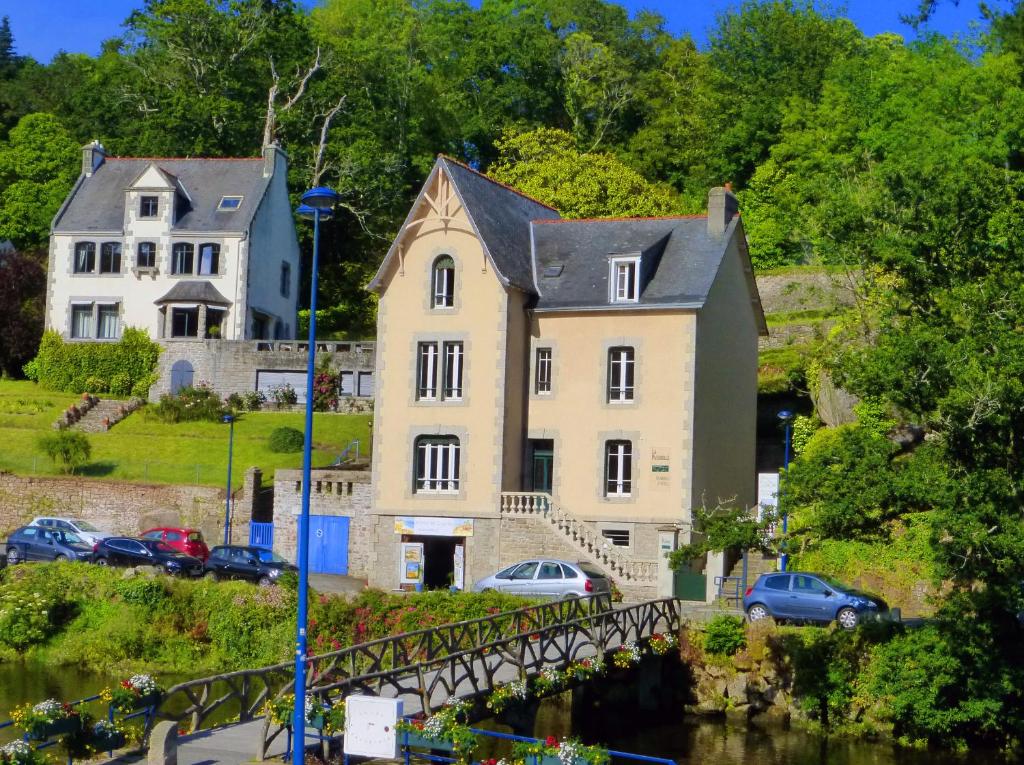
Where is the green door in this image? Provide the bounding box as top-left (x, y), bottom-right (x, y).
top-left (532, 449), bottom-right (553, 493)
top-left (673, 570), bottom-right (707, 601)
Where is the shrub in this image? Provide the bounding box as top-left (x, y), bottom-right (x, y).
top-left (27, 329), bottom-right (161, 396)
top-left (270, 383), bottom-right (297, 406)
top-left (312, 370), bottom-right (339, 412)
top-left (269, 426), bottom-right (305, 453)
top-left (243, 391), bottom-right (265, 411)
top-left (150, 385), bottom-right (226, 423)
top-left (37, 430), bottom-right (91, 473)
top-left (703, 615), bottom-right (746, 656)
top-left (225, 392), bottom-right (245, 413)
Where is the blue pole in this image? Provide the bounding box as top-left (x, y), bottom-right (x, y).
top-left (779, 419), bottom-right (792, 572)
top-left (223, 417), bottom-right (234, 545)
top-left (293, 207), bottom-right (320, 765)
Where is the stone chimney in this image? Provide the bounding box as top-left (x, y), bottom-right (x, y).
top-left (263, 142), bottom-right (286, 178)
top-left (707, 184), bottom-right (739, 235)
top-left (81, 140), bottom-right (106, 177)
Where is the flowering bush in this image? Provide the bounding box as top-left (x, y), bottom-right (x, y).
top-left (611, 641), bottom-right (642, 669)
top-left (486, 679), bottom-right (529, 713)
top-left (565, 658), bottom-right (602, 682)
top-left (395, 698), bottom-right (476, 761)
top-left (0, 741), bottom-right (48, 765)
top-left (101, 674), bottom-right (163, 712)
top-left (270, 383), bottom-right (298, 406)
top-left (511, 735), bottom-right (610, 765)
top-left (648, 633), bottom-right (678, 656)
top-left (532, 666), bottom-right (565, 695)
top-left (262, 693), bottom-right (343, 732)
top-left (151, 384), bottom-right (227, 423)
top-left (0, 588), bottom-right (60, 649)
top-left (312, 370), bottom-right (339, 412)
top-left (10, 699), bottom-right (79, 739)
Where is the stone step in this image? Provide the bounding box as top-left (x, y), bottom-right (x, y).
top-left (72, 398), bottom-right (135, 432)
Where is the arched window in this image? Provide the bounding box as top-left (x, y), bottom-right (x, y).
top-left (414, 435), bottom-right (460, 493)
top-left (137, 242), bottom-right (157, 269)
top-left (172, 243), bottom-right (194, 274)
top-left (432, 255), bottom-right (455, 308)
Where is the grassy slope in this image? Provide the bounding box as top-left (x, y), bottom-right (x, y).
top-left (0, 380), bottom-right (370, 487)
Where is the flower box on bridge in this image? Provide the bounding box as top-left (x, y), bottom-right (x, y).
top-left (28, 717), bottom-right (81, 740)
top-left (402, 732), bottom-right (456, 752)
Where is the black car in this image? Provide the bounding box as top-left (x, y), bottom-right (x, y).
top-left (204, 545), bottom-right (297, 585)
top-left (93, 537), bottom-right (203, 576)
top-left (6, 525), bottom-right (93, 564)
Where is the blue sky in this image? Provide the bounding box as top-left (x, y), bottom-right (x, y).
top-left (3, 0), bottom-right (1009, 64)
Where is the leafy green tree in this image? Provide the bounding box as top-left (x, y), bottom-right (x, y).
top-left (38, 431), bottom-right (92, 474)
top-left (488, 127), bottom-right (683, 218)
top-left (0, 113), bottom-right (79, 248)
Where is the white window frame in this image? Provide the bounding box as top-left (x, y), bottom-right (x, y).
top-left (432, 255), bottom-right (455, 308)
top-left (605, 440), bottom-right (632, 497)
top-left (607, 346), bottom-right (635, 403)
top-left (609, 256), bottom-right (640, 303)
top-left (70, 304), bottom-right (94, 339)
top-left (443, 342), bottom-right (463, 400)
top-left (218, 195), bottom-right (243, 211)
top-left (415, 436), bottom-right (460, 493)
top-left (535, 347), bottom-right (552, 395)
top-left (97, 304), bottom-right (120, 340)
top-left (417, 342), bottom-right (439, 400)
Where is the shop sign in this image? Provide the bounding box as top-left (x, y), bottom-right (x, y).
top-left (394, 517), bottom-right (474, 537)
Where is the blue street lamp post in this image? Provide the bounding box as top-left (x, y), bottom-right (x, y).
top-left (222, 414), bottom-right (235, 545)
top-left (292, 187), bottom-right (341, 764)
top-left (777, 409), bottom-right (794, 572)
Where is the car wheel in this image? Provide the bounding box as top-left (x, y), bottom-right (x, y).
top-left (837, 607), bottom-right (859, 630)
top-left (54, 554), bottom-right (67, 562)
top-left (95, 556), bottom-right (109, 566)
top-left (204, 571), bottom-right (218, 582)
top-left (6, 548), bottom-right (19, 565)
top-left (746, 603), bottom-right (772, 623)
top-left (258, 575), bottom-right (273, 587)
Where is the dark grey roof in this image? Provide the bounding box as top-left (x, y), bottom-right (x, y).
top-left (438, 157), bottom-right (559, 291)
top-left (154, 280), bottom-right (231, 305)
top-left (368, 156), bottom-right (559, 292)
top-left (53, 158), bottom-right (268, 233)
top-left (530, 217), bottom-right (729, 310)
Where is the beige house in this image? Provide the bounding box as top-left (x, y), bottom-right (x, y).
top-left (364, 156), bottom-right (766, 601)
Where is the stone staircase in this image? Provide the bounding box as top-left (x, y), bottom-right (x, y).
top-left (72, 398), bottom-right (132, 432)
top-left (499, 492), bottom-right (659, 596)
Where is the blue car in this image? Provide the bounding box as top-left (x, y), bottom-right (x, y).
top-left (742, 572), bottom-right (883, 629)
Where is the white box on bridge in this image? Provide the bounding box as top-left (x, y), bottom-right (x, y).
top-left (343, 695), bottom-right (403, 758)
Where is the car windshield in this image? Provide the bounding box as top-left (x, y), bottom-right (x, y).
top-left (55, 531), bottom-right (84, 545)
top-left (75, 521), bottom-right (100, 532)
top-left (257, 550), bottom-right (288, 564)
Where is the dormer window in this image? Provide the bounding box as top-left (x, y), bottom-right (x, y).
top-left (432, 255), bottom-right (455, 308)
top-left (218, 196), bottom-right (242, 211)
top-left (140, 196), bottom-right (159, 218)
top-left (610, 256), bottom-right (640, 303)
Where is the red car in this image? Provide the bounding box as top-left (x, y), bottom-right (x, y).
top-left (140, 527), bottom-right (210, 561)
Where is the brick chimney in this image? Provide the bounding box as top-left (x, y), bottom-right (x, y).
top-left (707, 184), bottom-right (739, 235)
top-left (81, 140), bottom-right (106, 177)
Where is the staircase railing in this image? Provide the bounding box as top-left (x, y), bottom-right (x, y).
top-left (499, 492), bottom-right (658, 582)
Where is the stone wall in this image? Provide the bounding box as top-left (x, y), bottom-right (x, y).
top-left (0, 468), bottom-right (261, 546)
top-left (151, 339), bottom-right (376, 407)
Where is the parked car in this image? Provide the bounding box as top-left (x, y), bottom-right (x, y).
top-left (6, 525), bottom-right (94, 564)
top-left (30, 516), bottom-right (113, 546)
top-left (204, 545), bottom-right (297, 585)
top-left (140, 527), bottom-right (210, 561)
top-left (471, 559), bottom-right (611, 599)
top-left (93, 537), bottom-right (204, 576)
top-left (743, 572), bottom-right (884, 629)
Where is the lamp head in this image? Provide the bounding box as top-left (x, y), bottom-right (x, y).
top-left (222, 414), bottom-right (235, 424)
top-left (777, 409), bottom-right (794, 423)
top-left (296, 203), bottom-right (333, 221)
top-left (300, 186), bottom-right (342, 210)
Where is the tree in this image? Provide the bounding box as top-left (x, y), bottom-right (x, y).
top-left (488, 127), bottom-right (684, 218)
top-left (0, 16), bottom-right (16, 75)
top-left (0, 248), bottom-right (45, 377)
top-left (0, 113), bottom-right (79, 249)
top-left (37, 431), bottom-right (92, 474)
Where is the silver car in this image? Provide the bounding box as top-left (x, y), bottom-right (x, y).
top-left (30, 517), bottom-right (112, 547)
top-left (471, 559), bottom-right (611, 599)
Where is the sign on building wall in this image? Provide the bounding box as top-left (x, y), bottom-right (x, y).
top-left (400, 542), bottom-right (424, 585)
top-left (394, 517), bottom-right (474, 537)
top-left (651, 447), bottom-right (671, 489)
top-left (453, 544), bottom-right (465, 590)
top-left (343, 696), bottom-right (402, 758)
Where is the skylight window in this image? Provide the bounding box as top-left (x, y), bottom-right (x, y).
top-left (218, 196), bottom-right (243, 211)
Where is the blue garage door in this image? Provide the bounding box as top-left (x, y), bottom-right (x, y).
top-left (309, 515), bottom-right (349, 575)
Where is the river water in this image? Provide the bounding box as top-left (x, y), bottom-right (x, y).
top-left (0, 662), bottom-right (996, 765)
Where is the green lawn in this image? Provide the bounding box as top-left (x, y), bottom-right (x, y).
top-left (0, 380), bottom-right (370, 488)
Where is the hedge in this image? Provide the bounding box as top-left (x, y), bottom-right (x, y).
top-left (24, 329), bottom-right (161, 397)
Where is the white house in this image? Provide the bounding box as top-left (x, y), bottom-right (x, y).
top-left (46, 142), bottom-right (300, 342)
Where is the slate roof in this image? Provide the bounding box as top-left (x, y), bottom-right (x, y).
top-left (154, 280), bottom-right (232, 305)
top-left (52, 158), bottom-right (268, 234)
top-left (530, 217), bottom-right (731, 311)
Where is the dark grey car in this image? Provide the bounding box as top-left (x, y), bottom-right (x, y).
top-left (471, 559), bottom-right (611, 599)
top-left (6, 525), bottom-right (93, 564)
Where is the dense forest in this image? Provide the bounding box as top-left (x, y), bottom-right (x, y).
top-left (5, 0), bottom-right (1024, 750)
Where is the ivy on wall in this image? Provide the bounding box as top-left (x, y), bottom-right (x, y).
top-left (24, 329), bottom-right (161, 397)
